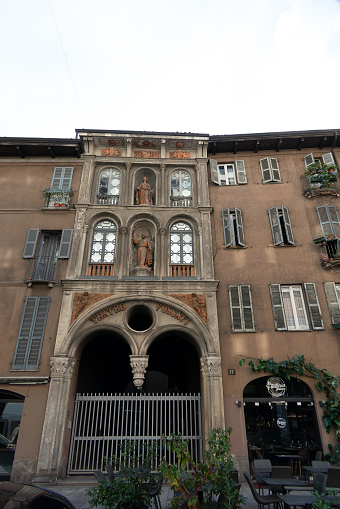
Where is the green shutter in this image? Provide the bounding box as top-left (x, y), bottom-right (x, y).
top-left (12, 297), bottom-right (50, 369)
top-left (23, 229), bottom-right (39, 258)
top-left (268, 207), bottom-right (283, 245)
top-left (270, 158), bottom-right (281, 182)
top-left (240, 285), bottom-right (255, 331)
top-left (51, 167), bottom-right (73, 190)
top-left (229, 286), bottom-right (242, 331)
top-left (269, 284), bottom-right (287, 331)
top-left (260, 158), bottom-right (272, 183)
top-left (304, 283), bottom-right (324, 330)
top-left (324, 282), bottom-right (340, 326)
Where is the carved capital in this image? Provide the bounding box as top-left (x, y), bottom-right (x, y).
top-left (200, 356), bottom-right (222, 378)
top-left (198, 226), bottom-right (202, 235)
top-left (50, 357), bottom-right (77, 379)
top-left (125, 162), bottom-right (132, 171)
top-left (130, 355), bottom-right (149, 390)
top-left (159, 228), bottom-right (166, 236)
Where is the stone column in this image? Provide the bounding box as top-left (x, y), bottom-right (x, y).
top-left (123, 162), bottom-right (132, 205)
top-left (78, 157), bottom-right (95, 203)
top-left (159, 228), bottom-right (166, 278)
top-left (118, 227), bottom-right (128, 278)
top-left (34, 357), bottom-right (77, 481)
top-left (200, 356), bottom-right (225, 433)
top-left (160, 163), bottom-right (166, 206)
top-left (130, 355), bottom-right (149, 390)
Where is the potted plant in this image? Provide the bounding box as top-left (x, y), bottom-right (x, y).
top-left (42, 188), bottom-right (73, 206)
top-left (305, 162), bottom-right (338, 188)
top-left (160, 428), bottom-right (244, 509)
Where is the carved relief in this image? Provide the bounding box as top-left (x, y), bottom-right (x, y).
top-left (71, 292), bottom-right (114, 323)
top-left (169, 150), bottom-right (190, 159)
top-left (134, 151), bottom-right (159, 158)
top-left (169, 294), bottom-right (207, 322)
top-left (50, 357), bottom-right (77, 378)
top-left (200, 357), bottom-right (222, 377)
top-left (101, 148), bottom-right (123, 157)
top-left (130, 355), bottom-right (149, 390)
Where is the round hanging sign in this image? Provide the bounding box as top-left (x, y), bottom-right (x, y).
top-left (277, 418), bottom-right (286, 429)
top-left (266, 377), bottom-right (286, 397)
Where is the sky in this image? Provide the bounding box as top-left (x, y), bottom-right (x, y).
top-left (1, 0), bottom-right (340, 139)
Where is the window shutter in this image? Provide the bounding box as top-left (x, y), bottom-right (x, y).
top-left (210, 159), bottom-right (219, 185)
top-left (260, 158), bottom-right (272, 183)
top-left (317, 206), bottom-right (332, 236)
top-left (222, 208), bottom-right (233, 247)
top-left (229, 286), bottom-right (242, 331)
top-left (240, 285), bottom-right (255, 331)
top-left (269, 284), bottom-right (287, 330)
top-left (60, 167), bottom-right (73, 190)
top-left (58, 229), bottom-right (73, 258)
top-left (322, 152), bottom-right (335, 167)
top-left (51, 167), bottom-right (63, 189)
top-left (282, 205), bottom-right (295, 245)
top-left (235, 160), bottom-right (247, 184)
top-left (23, 229), bottom-right (39, 258)
top-left (324, 282), bottom-right (340, 326)
top-left (12, 297), bottom-right (50, 369)
top-left (235, 208), bottom-right (245, 247)
top-left (304, 153), bottom-right (315, 170)
top-left (270, 158), bottom-right (281, 181)
top-left (328, 206), bottom-right (340, 237)
top-left (304, 283), bottom-right (324, 330)
top-left (268, 207), bottom-right (283, 245)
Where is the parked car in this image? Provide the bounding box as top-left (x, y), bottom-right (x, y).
top-left (0, 482), bottom-right (76, 508)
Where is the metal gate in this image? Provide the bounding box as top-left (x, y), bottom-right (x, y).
top-left (67, 393), bottom-right (202, 474)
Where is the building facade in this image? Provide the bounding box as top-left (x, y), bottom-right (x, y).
top-left (0, 137), bottom-right (84, 482)
top-left (0, 129), bottom-right (339, 483)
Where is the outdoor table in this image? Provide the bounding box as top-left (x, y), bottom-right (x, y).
top-left (278, 493), bottom-right (340, 508)
top-left (262, 478), bottom-right (310, 494)
top-left (303, 466), bottom-right (329, 480)
top-left (276, 455), bottom-right (302, 477)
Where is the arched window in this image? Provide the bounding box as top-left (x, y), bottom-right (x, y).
top-left (170, 170), bottom-right (192, 207)
top-left (88, 220), bottom-right (117, 276)
top-left (97, 168), bottom-right (121, 205)
top-left (169, 221), bottom-right (194, 277)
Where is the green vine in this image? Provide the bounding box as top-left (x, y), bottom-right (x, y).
top-left (239, 354), bottom-right (340, 464)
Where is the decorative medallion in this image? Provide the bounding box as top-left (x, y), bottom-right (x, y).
top-left (108, 139), bottom-right (116, 146)
top-left (169, 294), bottom-right (207, 322)
top-left (142, 140), bottom-right (151, 147)
top-left (71, 292), bottom-right (114, 323)
top-left (266, 377), bottom-right (286, 397)
top-left (176, 141), bottom-right (185, 148)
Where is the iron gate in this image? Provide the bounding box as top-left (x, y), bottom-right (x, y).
top-left (67, 393), bottom-right (202, 474)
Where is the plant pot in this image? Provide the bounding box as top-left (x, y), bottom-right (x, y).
top-left (314, 237), bottom-right (326, 244)
top-left (54, 203), bottom-right (61, 207)
top-left (61, 203), bottom-right (67, 208)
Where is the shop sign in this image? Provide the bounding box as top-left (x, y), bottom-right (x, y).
top-left (277, 417), bottom-right (286, 429)
top-left (266, 377), bottom-right (286, 397)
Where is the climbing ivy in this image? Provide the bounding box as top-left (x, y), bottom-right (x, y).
top-left (239, 354), bottom-right (340, 464)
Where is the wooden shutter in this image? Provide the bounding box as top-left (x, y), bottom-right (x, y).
top-left (235, 208), bottom-right (245, 247)
top-left (317, 206), bottom-right (333, 236)
top-left (222, 208), bottom-right (233, 247)
top-left (23, 229), bottom-right (39, 258)
top-left (328, 206), bottom-right (340, 237)
top-left (268, 207), bottom-right (283, 245)
top-left (235, 160), bottom-right (247, 184)
top-left (282, 205), bottom-right (295, 245)
top-left (304, 283), bottom-right (324, 330)
top-left (324, 282), bottom-right (340, 326)
top-left (210, 159), bottom-right (219, 185)
top-left (270, 158), bottom-right (281, 181)
top-left (58, 229), bottom-right (73, 258)
top-left (304, 153), bottom-right (315, 170)
top-left (322, 152), bottom-right (335, 167)
top-left (51, 167), bottom-right (73, 190)
top-left (260, 158), bottom-right (272, 183)
top-left (12, 297), bottom-right (50, 369)
top-left (269, 284), bottom-right (287, 330)
top-left (240, 285), bottom-right (255, 331)
top-left (229, 286), bottom-right (242, 331)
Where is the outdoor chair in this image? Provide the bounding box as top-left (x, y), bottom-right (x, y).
top-left (313, 472), bottom-right (328, 494)
top-left (315, 451), bottom-right (323, 462)
top-left (254, 460), bottom-right (272, 494)
top-left (271, 466), bottom-right (292, 479)
top-left (256, 451), bottom-right (264, 460)
top-left (243, 472), bottom-right (283, 509)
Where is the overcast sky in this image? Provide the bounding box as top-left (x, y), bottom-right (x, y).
top-left (1, 0), bottom-right (340, 139)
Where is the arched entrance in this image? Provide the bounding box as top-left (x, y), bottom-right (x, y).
top-left (67, 327), bottom-right (203, 475)
top-left (0, 390), bottom-right (24, 480)
top-left (244, 376), bottom-right (322, 470)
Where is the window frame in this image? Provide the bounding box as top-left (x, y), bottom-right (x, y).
top-left (324, 282), bottom-right (340, 328)
top-left (222, 208), bottom-right (245, 247)
top-left (268, 205), bottom-right (294, 246)
top-left (316, 206), bottom-right (340, 238)
top-left (269, 283), bottom-right (324, 331)
top-left (210, 159), bottom-right (247, 185)
top-left (90, 220), bottom-right (117, 265)
top-left (97, 167), bottom-right (121, 198)
top-left (51, 167), bottom-right (74, 190)
top-left (169, 221), bottom-right (194, 266)
top-left (23, 229), bottom-right (73, 260)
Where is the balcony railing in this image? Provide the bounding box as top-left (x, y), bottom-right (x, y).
top-left (42, 189), bottom-right (72, 208)
top-left (302, 175), bottom-right (340, 198)
top-left (24, 257), bottom-right (62, 282)
top-left (96, 195), bottom-right (119, 206)
top-left (88, 263), bottom-right (114, 276)
top-left (169, 265), bottom-right (194, 277)
top-left (170, 196), bottom-right (192, 207)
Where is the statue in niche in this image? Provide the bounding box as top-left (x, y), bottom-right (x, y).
top-left (135, 176), bottom-right (153, 205)
top-left (132, 230), bottom-right (153, 268)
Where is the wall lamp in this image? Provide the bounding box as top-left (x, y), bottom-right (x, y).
top-left (297, 402), bottom-right (302, 406)
top-left (255, 402), bottom-right (260, 407)
top-left (235, 401), bottom-right (242, 407)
